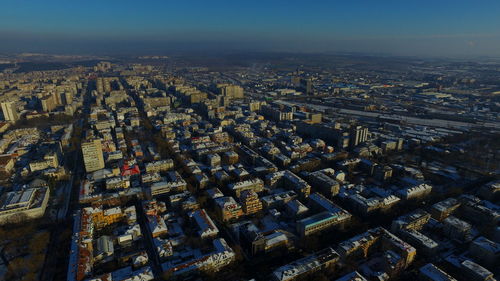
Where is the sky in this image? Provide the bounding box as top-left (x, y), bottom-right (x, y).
top-left (1, 0), bottom-right (500, 57)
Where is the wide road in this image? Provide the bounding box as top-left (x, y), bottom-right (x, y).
top-left (40, 82), bottom-right (92, 281)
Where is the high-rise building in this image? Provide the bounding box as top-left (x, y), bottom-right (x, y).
top-left (60, 92), bottom-right (73, 105)
top-left (350, 125), bottom-right (369, 147)
top-left (216, 84), bottom-right (244, 99)
top-left (300, 78), bottom-right (312, 95)
top-left (1, 101), bottom-right (18, 122)
top-left (291, 76), bottom-right (313, 94)
top-left (52, 91), bottom-right (62, 106)
top-left (82, 139), bottom-right (105, 172)
top-left (40, 95), bottom-right (57, 112)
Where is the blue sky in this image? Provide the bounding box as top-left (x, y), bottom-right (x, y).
top-left (1, 0), bottom-right (500, 56)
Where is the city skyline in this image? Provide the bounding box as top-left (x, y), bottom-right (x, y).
top-left (0, 2), bottom-right (499, 281)
top-left (1, 0), bottom-right (500, 57)
top-left (0, 55), bottom-right (498, 281)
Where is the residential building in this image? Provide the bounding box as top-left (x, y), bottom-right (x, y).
top-left (82, 139), bottom-right (105, 172)
top-left (240, 190), bottom-right (262, 215)
top-left (1, 101), bottom-right (18, 121)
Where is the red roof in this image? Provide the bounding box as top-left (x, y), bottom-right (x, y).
top-left (121, 164), bottom-right (140, 176)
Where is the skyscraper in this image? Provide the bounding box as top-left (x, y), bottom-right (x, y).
top-left (82, 139), bottom-right (105, 172)
top-left (1, 101), bottom-right (19, 122)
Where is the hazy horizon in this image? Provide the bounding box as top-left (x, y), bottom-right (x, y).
top-left (1, 0), bottom-right (500, 58)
